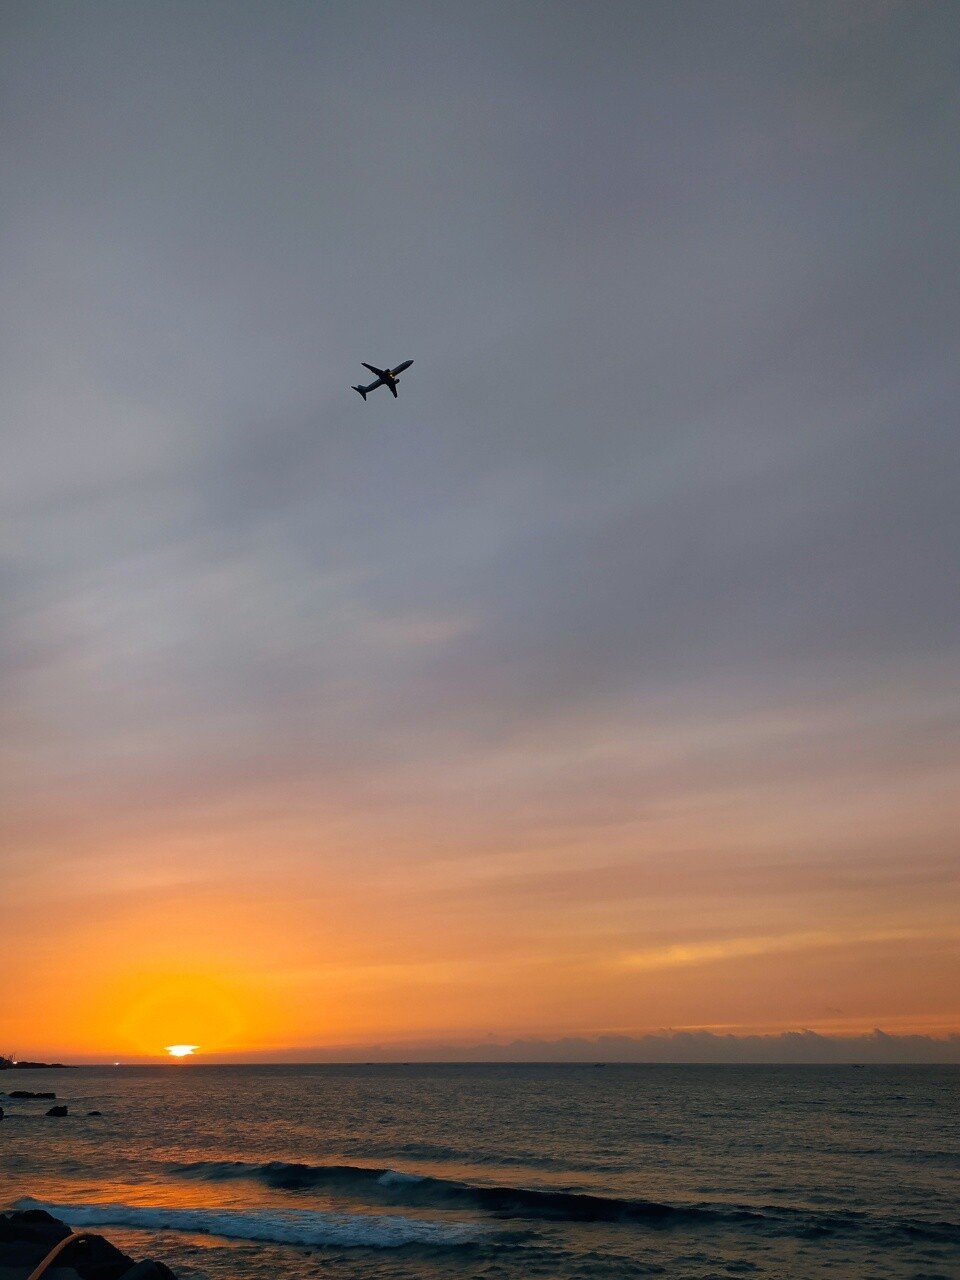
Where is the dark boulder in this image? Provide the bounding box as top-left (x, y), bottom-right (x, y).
top-left (0, 1211), bottom-right (179, 1280)
top-left (0, 1210), bottom-right (69, 1269)
top-left (7, 1089), bottom-right (56, 1099)
top-left (87, 1110), bottom-right (103, 1116)
top-left (1, 1208), bottom-right (71, 1248)
top-left (121, 1262), bottom-right (179, 1280)
top-left (0, 1211), bottom-right (163, 1280)
top-left (60, 1232), bottom-right (137, 1280)
top-left (46, 1104), bottom-right (68, 1116)
top-left (0, 1237), bottom-right (57, 1268)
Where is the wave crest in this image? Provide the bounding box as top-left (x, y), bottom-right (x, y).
top-left (171, 1159), bottom-right (708, 1223)
top-left (166, 1162), bottom-right (960, 1244)
top-left (13, 1198), bottom-right (484, 1250)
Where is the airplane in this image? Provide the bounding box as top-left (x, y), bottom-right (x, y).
top-left (352, 360), bottom-right (413, 400)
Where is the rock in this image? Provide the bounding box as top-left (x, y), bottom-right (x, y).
top-left (1, 1209), bottom-right (70, 1248)
top-left (62, 1234), bottom-right (135, 1280)
top-left (0, 1238), bottom-right (67, 1269)
top-left (0, 1211), bottom-right (89, 1278)
top-left (120, 1263), bottom-right (178, 1280)
top-left (0, 1212), bottom-right (166, 1280)
top-left (6, 1090), bottom-right (56, 1100)
top-left (45, 1105), bottom-right (68, 1116)
top-left (0, 1107), bottom-right (4, 1120)
top-left (4, 1061), bottom-right (67, 1069)
top-left (86, 1111), bottom-right (103, 1117)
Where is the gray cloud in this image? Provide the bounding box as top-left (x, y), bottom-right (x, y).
top-left (208, 1028), bottom-right (960, 1065)
top-left (2, 3), bottom-right (959, 918)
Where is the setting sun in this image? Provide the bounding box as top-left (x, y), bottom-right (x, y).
top-left (164, 1044), bottom-right (198, 1059)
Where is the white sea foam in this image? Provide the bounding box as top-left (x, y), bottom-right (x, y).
top-left (14, 1198), bottom-right (483, 1249)
top-left (377, 1169), bottom-right (426, 1186)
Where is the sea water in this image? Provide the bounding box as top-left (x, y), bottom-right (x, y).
top-left (2, 1063), bottom-right (958, 1279)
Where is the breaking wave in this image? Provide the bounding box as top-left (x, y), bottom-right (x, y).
top-left (166, 1161), bottom-right (960, 1243)
top-left (13, 1198), bottom-right (485, 1250)
top-left (170, 1159), bottom-right (749, 1224)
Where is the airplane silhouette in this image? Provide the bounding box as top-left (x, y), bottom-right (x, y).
top-left (352, 360), bottom-right (414, 400)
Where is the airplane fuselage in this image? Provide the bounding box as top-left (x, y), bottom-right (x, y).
top-left (352, 359), bottom-right (413, 400)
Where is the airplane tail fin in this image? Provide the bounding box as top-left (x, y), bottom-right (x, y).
top-left (352, 385), bottom-right (367, 400)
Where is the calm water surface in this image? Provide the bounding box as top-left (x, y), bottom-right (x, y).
top-left (2, 1064), bottom-right (958, 1279)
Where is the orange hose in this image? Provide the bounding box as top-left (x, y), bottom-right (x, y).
top-left (25, 1232), bottom-right (99, 1280)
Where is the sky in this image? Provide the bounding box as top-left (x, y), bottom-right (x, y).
top-left (2, 1), bottom-right (958, 1063)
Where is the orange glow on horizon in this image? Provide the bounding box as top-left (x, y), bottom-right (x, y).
top-left (3, 3), bottom-right (959, 1073)
top-left (1, 750), bottom-right (958, 1060)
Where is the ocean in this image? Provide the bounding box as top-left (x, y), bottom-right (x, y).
top-left (2, 1063), bottom-right (958, 1279)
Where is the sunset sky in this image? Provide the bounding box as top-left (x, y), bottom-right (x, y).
top-left (2, 2), bottom-right (958, 1062)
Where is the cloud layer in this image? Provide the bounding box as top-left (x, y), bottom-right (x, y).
top-left (1, 1), bottom-right (958, 1058)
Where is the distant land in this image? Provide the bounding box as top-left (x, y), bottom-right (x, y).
top-left (0, 1056), bottom-right (70, 1069)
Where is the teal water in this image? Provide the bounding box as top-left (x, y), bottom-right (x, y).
top-left (2, 1064), bottom-right (958, 1278)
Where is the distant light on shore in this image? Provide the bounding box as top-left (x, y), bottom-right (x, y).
top-left (164, 1045), bottom-right (198, 1059)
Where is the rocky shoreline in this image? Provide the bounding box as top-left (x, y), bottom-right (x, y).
top-left (1, 1091), bottom-right (102, 1121)
top-left (0, 1060), bottom-right (70, 1071)
top-left (0, 1210), bottom-right (176, 1280)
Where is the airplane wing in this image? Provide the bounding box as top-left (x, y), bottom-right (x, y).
top-left (387, 382), bottom-right (398, 397)
top-left (362, 363), bottom-right (387, 378)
